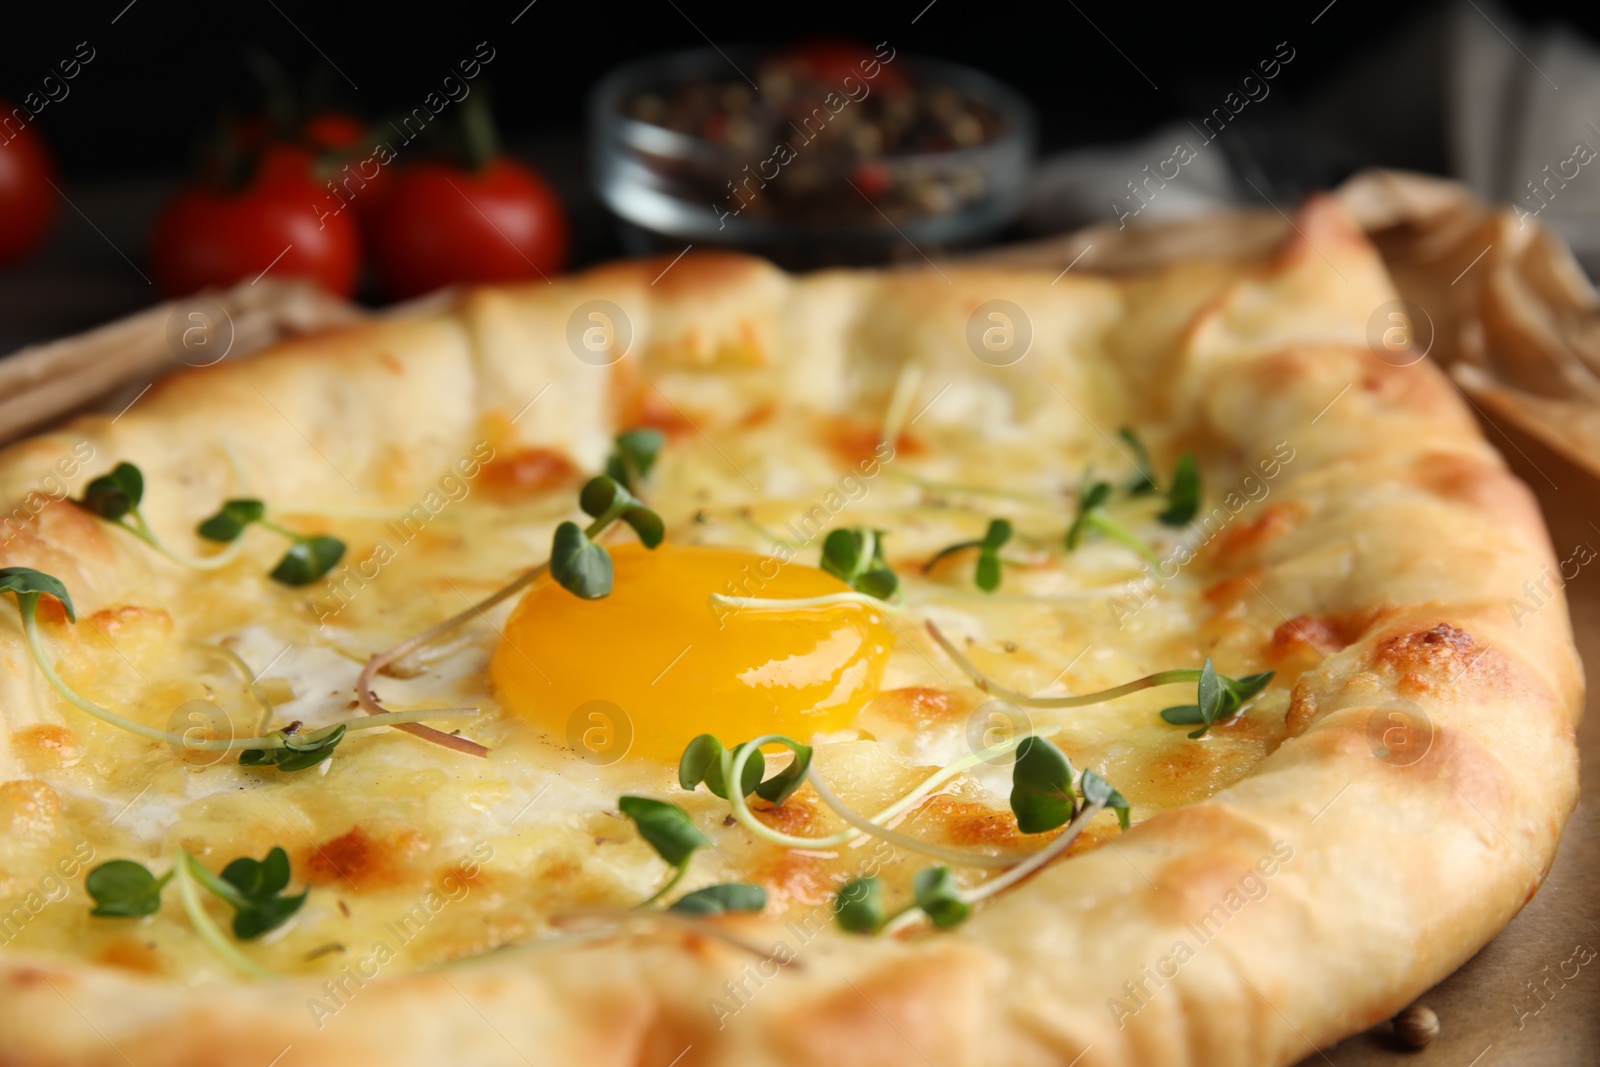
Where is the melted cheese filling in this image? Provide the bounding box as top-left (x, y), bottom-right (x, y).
top-left (0, 402), bottom-right (1290, 985)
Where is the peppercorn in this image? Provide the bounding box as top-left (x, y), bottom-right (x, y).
top-left (1392, 1004), bottom-right (1439, 1049)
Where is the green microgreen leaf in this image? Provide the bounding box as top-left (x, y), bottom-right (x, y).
top-left (550, 520), bottom-right (613, 598)
top-left (77, 462), bottom-right (144, 521)
top-left (821, 527), bottom-right (898, 600)
top-left (981, 518), bottom-right (1013, 553)
top-left (924, 518), bottom-right (1013, 593)
top-left (270, 536), bottom-right (346, 586)
top-left (976, 518), bottom-right (1012, 592)
top-left (974, 552), bottom-right (1003, 592)
top-left (913, 866), bottom-right (970, 928)
top-left (667, 882), bottom-right (767, 916)
top-left (1119, 428), bottom-right (1160, 496)
top-left (1080, 768), bottom-right (1132, 830)
top-left (833, 876), bottom-right (887, 933)
top-left (578, 474), bottom-right (631, 518)
top-left (1229, 671), bottom-right (1276, 703)
top-left (621, 505), bottom-right (665, 549)
top-left (708, 742), bottom-right (766, 800)
top-left (239, 724), bottom-right (346, 772)
top-left (1160, 662), bottom-right (1276, 738)
top-left (753, 740), bottom-right (812, 806)
top-left (820, 527), bottom-right (858, 577)
top-left (681, 735), bottom-right (801, 803)
top-left (86, 859), bottom-right (169, 917)
top-left (1010, 736), bottom-right (1077, 834)
top-left (215, 847), bottom-right (307, 939)
top-left (1198, 657), bottom-right (1223, 722)
top-left (679, 735), bottom-right (765, 799)
top-left (196, 499), bottom-right (265, 543)
top-left (852, 566), bottom-right (899, 600)
top-left (678, 734), bottom-right (724, 791)
top-left (0, 567), bottom-right (75, 622)
top-left (605, 428), bottom-right (666, 496)
top-left (619, 796), bottom-right (708, 867)
top-left (1065, 476), bottom-right (1114, 551)
top-left (579, 475), bottom-right (664, 548)
top-left (1165, 658), bottom-right (1222, 739)
top-left (1158, 453), bottom-right (1202, 526)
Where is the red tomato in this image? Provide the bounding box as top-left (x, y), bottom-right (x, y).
top-left (150, 151), bottom-right (359, 298)
top-left (368, 158), bottom-right (568, 300)
top-left (254, 142), bottom-right (319, 184)
top-left (0, 104), bottom-right (58, 266)
top-left (305, 111), bottom-right (365, 151)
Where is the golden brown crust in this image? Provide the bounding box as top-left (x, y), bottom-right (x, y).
top-left (0, 196), bottom-right (1581, 1066)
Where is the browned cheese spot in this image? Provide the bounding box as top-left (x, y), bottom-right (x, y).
top-left (302, 826), bottom-right (430, 890)
top-left (478, 447), bottom-right (581, 499)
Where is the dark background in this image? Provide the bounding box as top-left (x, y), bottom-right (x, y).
top-left (10, 0), bottom-right (1593, 181)
top-left (0, 0), bottom-right (1594, 348)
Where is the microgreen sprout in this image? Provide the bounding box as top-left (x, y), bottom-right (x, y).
top-left (0, 566), bottom-right (476, 768)
top-left (1158, 453), bottom-right (1202, 526)
top-left (1009, 735), bottom-right (1077, 833)
top-left (604, 428), bottom-right (666, 498)
top-left (86, 847), bottom-right (306, 978)
top-left (74, 462), bottom-right (345, 583)
top-left (668, 883), bottom-right (768, 916)
top-left (1065, 471), bottom-right (1160, 565)
top-left (830, 742), bottom-right (1134, 936)
top-left (1065, 433), bottom-right (1204, 561)
top-left (913, 867), bottom-right (970, 928)
top-left (238, 723), bottom-right (347, 770)
top-left (196, 497), bottom-right (347, 586)
top-left (833, 876), bottom-right (887, 933)
top-left (194, 498), bottom-right (265, 541)
top-left (1007, 738), bottom-right (1130, 833)
top-left (820, 527), bottom-right (899, 600)
top-left (683, 731), bottom-right (1040, 867)
top-left (85, 859), bottom-right (166, 918)
top-left (1080, 768), bottom-right (1132, 831)
top-left (550, 475), bottom-right (664, 598)
top-left (1158, 659), bottom-right (1275, 738)
top-left (1118, 427), bottom-right (1203, 526)
top-left (618, 796), bottom-right (765, 913)
top-left (72, 462), bottom-right (238, 570)
top-left (1119, 427), bottom-right (1160, 496)
top-left (923, 518), bottom-right (1013, 592)
top-left (926, 619), bottom-right (1272, 739)
top-left (652, 722), bottom-right (1137, 935)
top-left (679, 733), bottom-right (812, 806)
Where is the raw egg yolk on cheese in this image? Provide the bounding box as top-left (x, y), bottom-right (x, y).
top-left (491, 543), bottom-right (894, 761)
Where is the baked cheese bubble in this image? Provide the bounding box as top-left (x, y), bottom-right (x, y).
top-left (491, 543), bottom-right (893, 761)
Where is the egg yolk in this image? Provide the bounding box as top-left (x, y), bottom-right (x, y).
top-left (491, 543), bottom-right (895, 761)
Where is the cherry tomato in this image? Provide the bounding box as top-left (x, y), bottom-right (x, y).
top-left (0, 103), bottom-right (58, 266)
top-left (151, 149), bottom-right (359, 298)
top-left (303, 113), bottom-right (394, 230)
top-left (304, 111), bottom-right (365, 152)
top-left (236, 111), bottom-right (363, 155)
top-left (368, 158), bottom-right (568, 300)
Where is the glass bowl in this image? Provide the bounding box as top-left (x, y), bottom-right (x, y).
top-left (589, 45), bottom-right (1036, 269)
